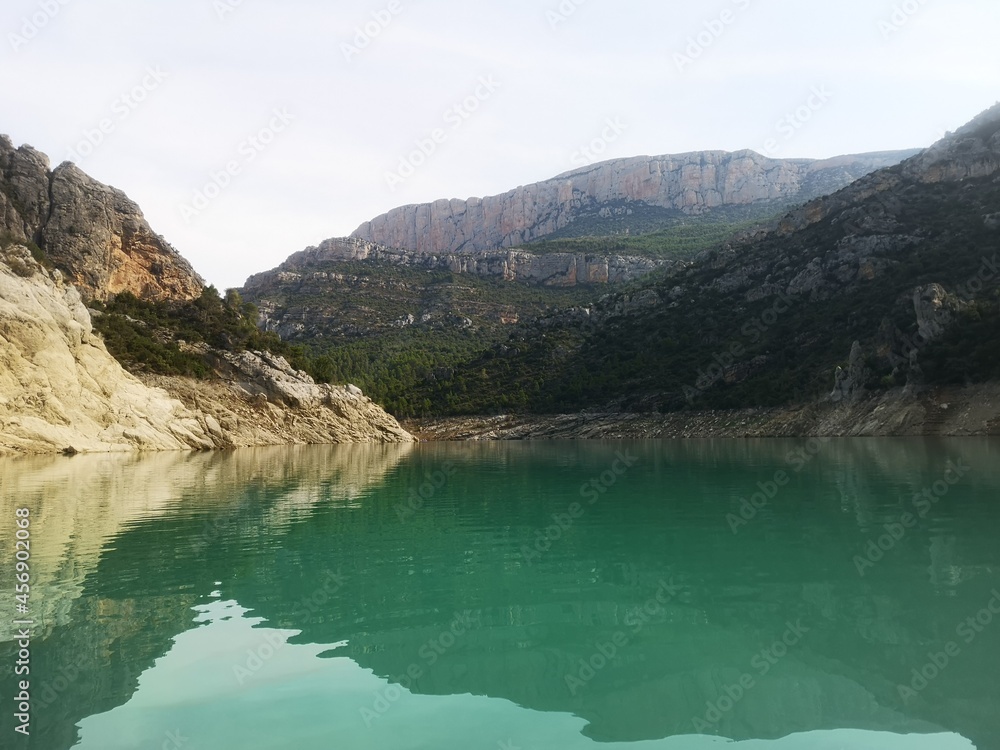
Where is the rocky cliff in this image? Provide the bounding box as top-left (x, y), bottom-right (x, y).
top-left (246, 237), bottom-right (669, 290)
top-left (1, 135), bottom-right (415, 453)
top-left (0, 135), bottom-right (203, 302)
top-left (351, 149), bottom-right (919, 255)
top-left (0, 245), bottom-right (413, 455)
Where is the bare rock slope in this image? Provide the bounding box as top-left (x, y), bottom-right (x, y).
top-left (0, 246), bottom-right (213, 453)
top-left (0, 246), bottom-right (413, 455)
top-left (1, 136), bottom-right (414, 454)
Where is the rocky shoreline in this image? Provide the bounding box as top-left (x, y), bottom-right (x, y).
top-left (0, 247), bottom-right (413, 456)
top-left (405, 383), bottom-right (1000, 441)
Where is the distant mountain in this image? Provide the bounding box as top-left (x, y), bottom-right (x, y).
top-left (0, 136), bottom-right (203, 302)
top-left (351, 149), bottom-right (920, 256)
top-left (410, 104), bottom-right (1000, 419)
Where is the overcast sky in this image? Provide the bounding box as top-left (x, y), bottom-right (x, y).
top-left (2, 0), bottom-right (997, 290)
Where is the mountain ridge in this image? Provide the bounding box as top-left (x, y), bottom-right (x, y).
top-left (408, 103), bottom-right (1000, 420)
top-left (350, 148), bottom-right (920, 256)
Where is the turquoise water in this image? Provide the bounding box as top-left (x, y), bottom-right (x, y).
top-left (1, 439), bottom-right (999, 749)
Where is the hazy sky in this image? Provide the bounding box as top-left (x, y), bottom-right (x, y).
top-left (2, 0), bottom-right (997, 290)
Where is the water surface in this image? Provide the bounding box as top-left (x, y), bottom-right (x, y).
top-left (1, 439), bottom-right (998, 749)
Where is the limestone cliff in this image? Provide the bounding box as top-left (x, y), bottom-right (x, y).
top-left (0, 135), bottom-right (203, 302)
top-left (351, 149), bottom-right (918, 255)
top-left (0, 246), bottom-right (414, 455)
top-left (245, 237), bottom-right (669, 290)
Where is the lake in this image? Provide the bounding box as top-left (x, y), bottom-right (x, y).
top-left (1, 439), bottom-right (999, 749)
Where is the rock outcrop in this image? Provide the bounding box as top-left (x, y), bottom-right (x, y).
top-left (245, 237), bottom-right (669, 290)
top-left (0, 247), bottom-right (413, 455)
top-left (144, 347), bottom-right (415, 448)
top-left (409, 103), bottom-right (1000, 418)
top-left (351, 149), bottom-right (918, 256)
top-left (0, 245), bottom-right (213, 453)
top-left (830, 341), bottom-right (870, 403)
top-left (1, 135), bottom-right (203, 302)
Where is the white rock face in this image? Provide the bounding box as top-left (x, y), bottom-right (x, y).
top-left (0, 246), bottom-right (215, 453)
top-left (0, 247), bottom-right (415, 455)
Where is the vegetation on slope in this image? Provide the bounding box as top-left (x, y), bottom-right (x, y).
top-left (240, 208), bottom-right (790, 416)
top-left (408, 173), bottom-right (1000, 417)
top-left (243, 262), bottom-right (598, 415)
top-left (91, 287), bottom-right (321, 380)
top-left (523, 203), bottom-right (780, 259)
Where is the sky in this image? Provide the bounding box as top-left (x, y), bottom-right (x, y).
top-left (1, 0), bottom-right (998, 291)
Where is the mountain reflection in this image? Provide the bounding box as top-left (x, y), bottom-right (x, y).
top-left (1, 439), bottom-right (998, 749)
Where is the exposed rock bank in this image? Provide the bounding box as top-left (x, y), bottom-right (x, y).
top-left (405, 384), bottom-right (1000, 441)
top-left (140, 350), bottom-right (415, 448)
top-left (0, 248), bottom-right (413, 455)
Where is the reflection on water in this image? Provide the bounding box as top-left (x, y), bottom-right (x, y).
top-left (0, 439), bottom-right (998, 750)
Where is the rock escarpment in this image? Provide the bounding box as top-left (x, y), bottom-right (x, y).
top-left (245, 237), bottom-right (669, 290)
top-left (0, 246), bottom-right (414, 455)
top-left (351, 149), bottom-right (918, 256)
top-left (0, 136), bottom-right (414, 453)
top-left (0, 135), bottom-right (203, 302)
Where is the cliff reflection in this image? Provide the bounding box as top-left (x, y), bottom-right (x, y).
top-left (0, 443), bottom-right (411, 749)
top-left (0, 439), bottom-right (997, 749)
